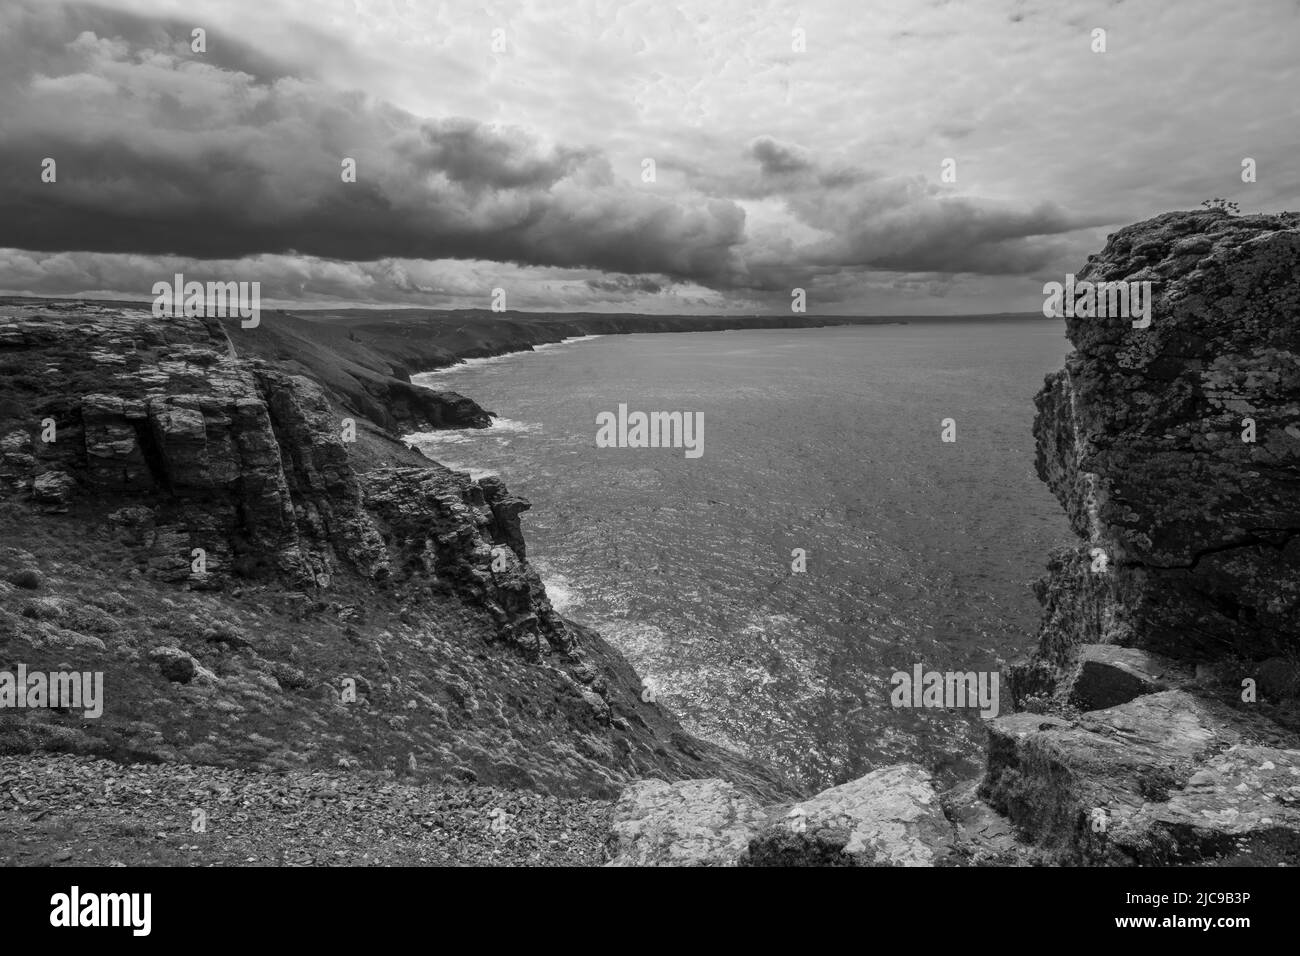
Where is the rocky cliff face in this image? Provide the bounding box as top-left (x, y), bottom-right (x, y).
top-left (0, 303), bottom-right (791, 802)
top-left (983, 210), bottom-right (1300, 864)
top-left (1023, 210), bottom-right (1300, 672)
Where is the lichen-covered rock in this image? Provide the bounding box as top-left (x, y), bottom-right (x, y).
top-left (1063, 644), bottom-right (1190, 712)
top-left (996, 211), bottom-right (1300, 864)
top-left (605, 764), bottom-right (960, 867)
top-left (1030, 210), bottom-right (1300, 666)
top-left (1123, 744), bottom-right (1300, 863)
top-left (149, 646), bottom-right (198, 683)
top-left (603, 778), bottom-right (772, 866)
top-left (982, 689), bottom-right (1300, 863)
top-left (31, 470), bottom-right (75, 510)
top-left (743, 764), bottom-right (958, 866)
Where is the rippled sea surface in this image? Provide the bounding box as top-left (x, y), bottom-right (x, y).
top-left (410, 320), bottom-right (1074, 790)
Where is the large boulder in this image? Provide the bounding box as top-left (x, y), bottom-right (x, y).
top-left (149, 646), bottom-right (198, 683)
top-left (604, 778), bottom-right (769, 866)
top-left (743, 764), bottom-right (958, 866)
top-left (605, 764), bottom-right (961, 867)
top-left (982, 689), bottom-right (1300, 863)
top-left (1063, 644), bottom-right (1190, 711)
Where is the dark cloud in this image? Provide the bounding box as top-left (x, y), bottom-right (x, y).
top-left (0, 1), bottom-right (298, 87)
top-left (585, 274), bottom-right (667, 294)
top-left (749, 136), bottom-right (813, 175)
top-left (730, 142), bottom-right (1093, 279)
top-left (812, 196), bottom-right (1089, 275)
top-left (0, 1), bottom-right (747, 284)
top-left (0, 0), bottom-right (1102, 303)
top-left (740, 137), bottom-right (867, 194)
top-left (406, 119), bottom-right (595, 191)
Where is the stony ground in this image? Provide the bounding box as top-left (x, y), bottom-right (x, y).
top-left (0, 754), bottom-right (611, 866)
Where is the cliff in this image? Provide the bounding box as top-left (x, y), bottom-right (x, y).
top-left (986, 209), bottom-right (1300, 865)
top-left (1023, 209), bottom-right (1300, 671)
top-left (603, 210), bottom-right (1300, 866)
top-left (0, 303), bottom-right (791, 804)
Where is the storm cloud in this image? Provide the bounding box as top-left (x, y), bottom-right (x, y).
top-left (1, 0), bottom-right (1295, 313)
top-left (0, 1), bottom-right (746, 283)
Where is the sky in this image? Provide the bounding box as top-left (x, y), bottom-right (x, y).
top-left (0, 0), bottom-right (1297, 314)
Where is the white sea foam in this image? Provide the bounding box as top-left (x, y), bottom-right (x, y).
top-left (540, 573), bottom-right (584, 614)
top-left (404, 417), bottom-right (539, 445)
top-left (530, 334), bottom-right (602, 353)
top-left (403, 429), bottom-right (472, 445)
top-left (411, 354), bottom-right (512, 384)
top-left (403, 417), bottom-right (540, 481)
top-left (485, 417), bottom-right (542, 435)
top-left (431, 459), bottom-right (499, 480)
top-left (411, 335), bottom-right (602, 386)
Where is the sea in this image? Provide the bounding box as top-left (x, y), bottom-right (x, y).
top-left (409, 318), bottom-right (1075, 791)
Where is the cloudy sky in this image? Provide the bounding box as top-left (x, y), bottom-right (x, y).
top-left (1, 0), bottom-right (1297, 314)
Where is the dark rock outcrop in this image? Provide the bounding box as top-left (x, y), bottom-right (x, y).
top-left (0, 308), bottom-right (394, 588)
top-left (1063, 644), bottom-right (1190, 711)
top-left (989, 210), bottom-right (1300, 865)
top-left (0, 303), bottom-right (794, 802)
top-left (360, 466), bottom-right (569, 655)
top-left (1026, 210), bottom-right (1300, 670)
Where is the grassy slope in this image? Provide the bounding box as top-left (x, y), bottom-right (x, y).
top-left (0, 299), bottom-right (800, 865)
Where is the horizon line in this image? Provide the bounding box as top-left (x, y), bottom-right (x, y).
top-left (0, 293), bottom-right (1051, 320)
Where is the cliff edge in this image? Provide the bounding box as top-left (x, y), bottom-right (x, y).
top-left (986, 209), bottom-right (1300, 864)
top-left (1025, 208), bottom-right (1300, 670)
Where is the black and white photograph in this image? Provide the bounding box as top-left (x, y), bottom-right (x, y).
top-left (0, 0), bottom-right (1296, 935)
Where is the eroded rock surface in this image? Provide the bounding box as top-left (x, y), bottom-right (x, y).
top-left (982, 690), bottom-right (1300, 864)
top-left (604, 778), bottom-right (769, 866)
top-left (1027, 210), bottom-right (1300, 668)
top-left (995, 210), bottom-right (1300, 865)
top-left (744, 764), bottom-right (958, 866)
top-left (605, 765), bottom-right (959, 867)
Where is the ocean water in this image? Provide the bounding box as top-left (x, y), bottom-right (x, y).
top-left (410, 320), bottom-right (1074, 790)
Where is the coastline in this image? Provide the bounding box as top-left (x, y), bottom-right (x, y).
top-left (2, 211), bottom-right (1296, 867)
top-left (410, 334), bottom-right (605, 384)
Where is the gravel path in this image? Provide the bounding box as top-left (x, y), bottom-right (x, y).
top-left (0, 754), bottom-right (612, 867)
